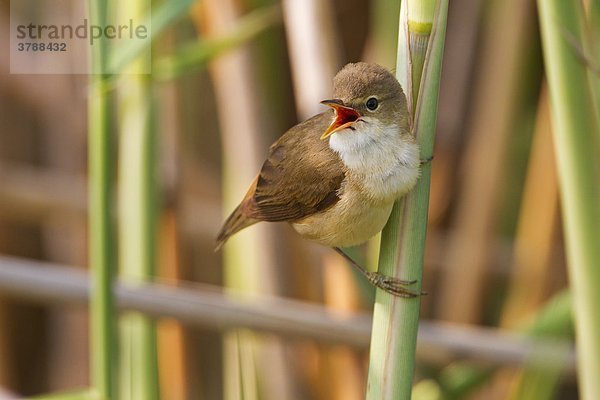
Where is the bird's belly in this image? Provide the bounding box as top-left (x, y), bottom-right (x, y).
top-left (291, 197), bottom-right (394, 247)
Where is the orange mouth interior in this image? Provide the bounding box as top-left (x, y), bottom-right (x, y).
top-left (321, 106), bottom-right (360, 139)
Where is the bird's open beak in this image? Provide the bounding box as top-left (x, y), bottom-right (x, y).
top-left (320, 99), bottom-right (361, 140)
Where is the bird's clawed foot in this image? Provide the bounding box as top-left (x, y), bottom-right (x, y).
top-left (365, 272), bottom-right (425, 298)
top-left (333, 247), bottom-right (426, 298)
top-left (420, 155), bottom-right (434, 166)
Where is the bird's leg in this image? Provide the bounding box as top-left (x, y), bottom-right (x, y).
top-left (332, 247), bottom-right (425, 298)
top-left (420, 155), bottom-right (434, 166)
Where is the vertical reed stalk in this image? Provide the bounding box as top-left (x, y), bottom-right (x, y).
top-left (87, 0), bottom-right (116, 398)
top-left (497, 87), bottom-right (561, 400)
top-left (367, 0), bottom-right (401, 69)
top-left (366, 0), bottom-right (448, 398)
top-left (500, 86), bottom-right (557, 329)
top-left (436, 0), bottom-right (536, 324)
top-left (282, 0), bottom-right (342, 119)
top-left (537, 1), bottom-right (600, 398)
top-left (116, 0), bottom-right (159, 398)
top-left (198, 1), bottom-right (279, 399)
top-left (589, 1), bottom-right (600, 118)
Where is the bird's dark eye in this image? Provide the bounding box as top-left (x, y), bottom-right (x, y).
top-left (366, 97), bottom-right (379, 111)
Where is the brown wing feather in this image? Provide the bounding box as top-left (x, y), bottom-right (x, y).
top-left (249, 112), bottom-right (345, 221)
top-left (216, 112), bottom-right (345, 249)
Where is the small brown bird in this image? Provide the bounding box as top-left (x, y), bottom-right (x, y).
top-left (216, 62), bottom-right (423, 297)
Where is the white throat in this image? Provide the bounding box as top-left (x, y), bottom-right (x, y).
top-left (328, 118), bottom-right (420, 202)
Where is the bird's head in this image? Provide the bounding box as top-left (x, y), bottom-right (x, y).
top-left (320, 62), bottom-right (409, 140)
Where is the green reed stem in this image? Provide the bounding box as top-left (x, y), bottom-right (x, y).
top-left (537, 1), bottom-right (600, 399)
top-left (366, 0), bottom-right (448, 398)
top-left (88, 0), bottom-right (116, 398)
top-left (116, 0), bottom-right (158, 398)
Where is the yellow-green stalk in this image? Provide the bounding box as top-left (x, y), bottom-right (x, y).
top-left (368, 0), bottom-right (401, 69)
top-left (537, 1), bottom-right (600, 399)
top-left (366, 0), bottom-right (448, 398)
top-left (116, 0), bottom-right (159, 398)
top-left (200, 1), bottom-right (279, 398)
top-left (588, 1), bottom-right (600, 120)
top-left (406, 0), bottom-right (434, 110)
top-left (88, 0), bottom-right (116, 398)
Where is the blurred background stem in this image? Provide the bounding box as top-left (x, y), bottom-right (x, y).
top-left (436, 0), bottom-right (539, 325)
top-left (538, 0), bottom-right (600, 399)
top-left (197, 1), bottom-right (288, 399)
top-left (116, 0), bottom-right (159, 398)
top-left (365, 0), bottom-right (401, 70)
top-left (588, 1), bottom-right (600, 118)
top-left (87, 0), bottom-right (116, 398)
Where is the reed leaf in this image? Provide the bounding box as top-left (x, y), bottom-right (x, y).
top-left (154, 5), bottom-right (281, 80)
top-left (110, 0), bottom-right (196, 73)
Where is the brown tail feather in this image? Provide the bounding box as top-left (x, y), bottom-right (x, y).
top-left (215, 202), bottom-right (259, 251)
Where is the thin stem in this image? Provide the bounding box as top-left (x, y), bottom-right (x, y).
top-left (88, 0), bottom-right (116, 398)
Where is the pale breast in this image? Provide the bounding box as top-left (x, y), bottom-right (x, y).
top-left (328, 120), bottom-right (420, 203)
top-left (292, 120), bottom-right (420, 247)
top-left (291, 188), bottom-right (394, 247)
